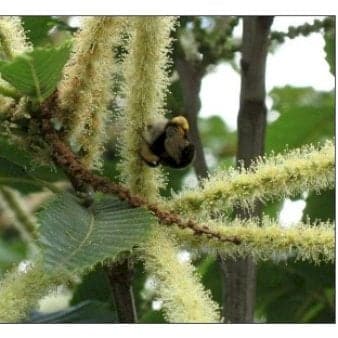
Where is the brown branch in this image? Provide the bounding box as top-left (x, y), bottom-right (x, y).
top-left (40, 92), bottom-right (241, 246)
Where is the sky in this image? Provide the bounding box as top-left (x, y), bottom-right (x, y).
top-left (200, 16), bottom-right (334, 130)
top-left (199, 16), bottom-right (334, 226)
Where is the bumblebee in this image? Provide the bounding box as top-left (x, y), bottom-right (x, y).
top-left (140, 116), bottom-right (195, 169)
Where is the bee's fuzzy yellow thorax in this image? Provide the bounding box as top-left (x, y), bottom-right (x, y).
top-left (171, 116), bottom-right (190, 132)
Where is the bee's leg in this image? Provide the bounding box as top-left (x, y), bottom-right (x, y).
top-left (140, 142), bottom-right (160, 167)
top-left (75, 184), bottom-right (95, 208)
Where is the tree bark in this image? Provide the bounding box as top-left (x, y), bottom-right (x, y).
top-left (219, 16), bottom-right (273, 323)
top-left (175, 57), bottom-right (209, 180)
top-left (106, 259), bottom-right (137, 323)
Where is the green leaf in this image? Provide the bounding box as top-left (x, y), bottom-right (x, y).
top-left (139, 309), bottom-right (166, 323)
top-left (256, 260), bottom-right (335, 323)
top-left (266, 86), bottom-right (334, 153)
top-left (197, 256), bottom-right (222, 305)
top-left (0, 137), bottom-right (36, 168)
top-left (21, 16), bottom-right (75, 47)
top-left (324, 29), bottom-right (335, 75)
top-left (0, 138), bottom-right (64, 193)
top-left (262, 200), bottom-right (283, 219)
top-left (0, 43), bottom-right (71, 102)
top-left (71, 265), bottom-right (114, 305)
top-left (0, 237), bottom-right (27, 277)
top-left (166, 79), bottom-right (184, 114)
top-left (0, 157), bottom-right (54, 193)
top-left (38, 193), bottom-right (154, 274)
top-left (303, 189), bottom-right (335, 222)
top-left (28, 300), bottom-right (117, 323)
top-left (199, 115), bottom-right (236, 157)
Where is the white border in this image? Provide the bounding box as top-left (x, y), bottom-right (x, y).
top-left (0, 3), bottom-right (336, 336)
top-left (0, 0), bottom-right (337, 15)
top-left (1, 323), bottom-right (337, 338)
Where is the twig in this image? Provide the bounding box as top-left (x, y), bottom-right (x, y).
top-left (40, 93), bottom-right (242, 245)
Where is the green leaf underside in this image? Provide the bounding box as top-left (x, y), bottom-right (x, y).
top-left (0, 139), bottom-right (65, 193)
top-left (28, 300), bottom-right (117, 323)
top-left (21, 16), bottom-right (75, 47)
top-left (0, 157), bottom-right (48, 193)
top-left (0, 43), bottom-right (71, 101)
top-left (71, 265), bottom-right (114, 306)
top-left (0, 237), bottom-right (27, 277)
top-left (38, 193), bottom-right (154, 274)
top-left (256, 260), bottom-right (334, 323)
top-left (266, 86), bottom-right (334, 154)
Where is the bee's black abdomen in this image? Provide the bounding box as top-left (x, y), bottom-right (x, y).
top-left (149, 130), bottom-right (167, 157)
top-left (160, 142), bottom-right (195, 169)
top-left (145, 118), bottom-right (195, 169)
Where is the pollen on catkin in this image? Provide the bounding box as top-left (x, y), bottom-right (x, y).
top-left (0, 262), bottom-right (55, 323)
top-left (117, 17), bottom-right (220, 323)
top-left (144, 228), bottom-right (221, 323)
top-left (174, 217), bottom-right (335, 264)
top-left (58, 16), bottom-right (126, 169)
top-left (170, 140), bottom-right (335, 214)
top-left (0, 94), bottom-right (14, 114)
top-left (0, 16), bottom-right (32, 59)
top-left (119, 16), bottom-right (176, 200)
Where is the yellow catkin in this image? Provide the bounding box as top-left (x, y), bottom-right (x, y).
top-left (174, 217), bottom-right (335, 263)
top-left (0, 187), bottom-right (37, 250)
top-left (58, 16), bottom-right (125, 169)
top-left (118, 17), bottom-right (221, 323)
top-left (119, 16), bottom-right (175, 200)
top-left (0, 94), bottom-right (14, 114)
top-left (144, 228), bottom-right (220, 323)
top-left (0, 263), bottom-right (55, 323)
top-left (0, 16), bottom-right (31, 59)
top-left (170, 140), bottom-right (335, 214)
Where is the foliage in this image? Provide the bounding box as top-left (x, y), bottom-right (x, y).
top-left (0, 43), bottom-right (71, 102)
top-left (0, 137), bottom-right (64, 195)
top-left (256, 260), bottom-right (334, 323)
top-left (38, 193), bottom-right (154, 274)
top-left (21, 16), bottom-right (75, 47)
top-left (0, 237), bottom-right (27, 277)
top-left (270, 17), bottom-right (334, 43)
top-left (0, 15), bottom-right (335, 324)
top-left (28, 300), bottom-right (117, 323)
top-left (266, 86), bottom-right (334, 153)
top-left (70, 265), bottom-right (114, 305)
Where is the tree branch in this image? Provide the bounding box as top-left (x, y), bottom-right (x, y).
top-left (219, 16), bottom-right (273, 323)
top-left (39, 92), bottom-right (242, 245)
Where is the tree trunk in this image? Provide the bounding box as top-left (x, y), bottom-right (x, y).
top-left (106, 259), bottom-right (137, 323)
top-left (219, 16), bottom-right (273, 323)
top-left (175, 57), bottom-right (209, 180)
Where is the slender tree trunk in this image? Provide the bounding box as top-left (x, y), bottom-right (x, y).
top-left (106, 259), bottom-right (137, 323)
top-left (219, 16), bottom-right (273, 323)
top-left (175, 57), bottom-right (209, 180)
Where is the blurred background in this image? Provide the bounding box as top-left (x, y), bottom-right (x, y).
top-left (0, 16), bottom-right (335, 323)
